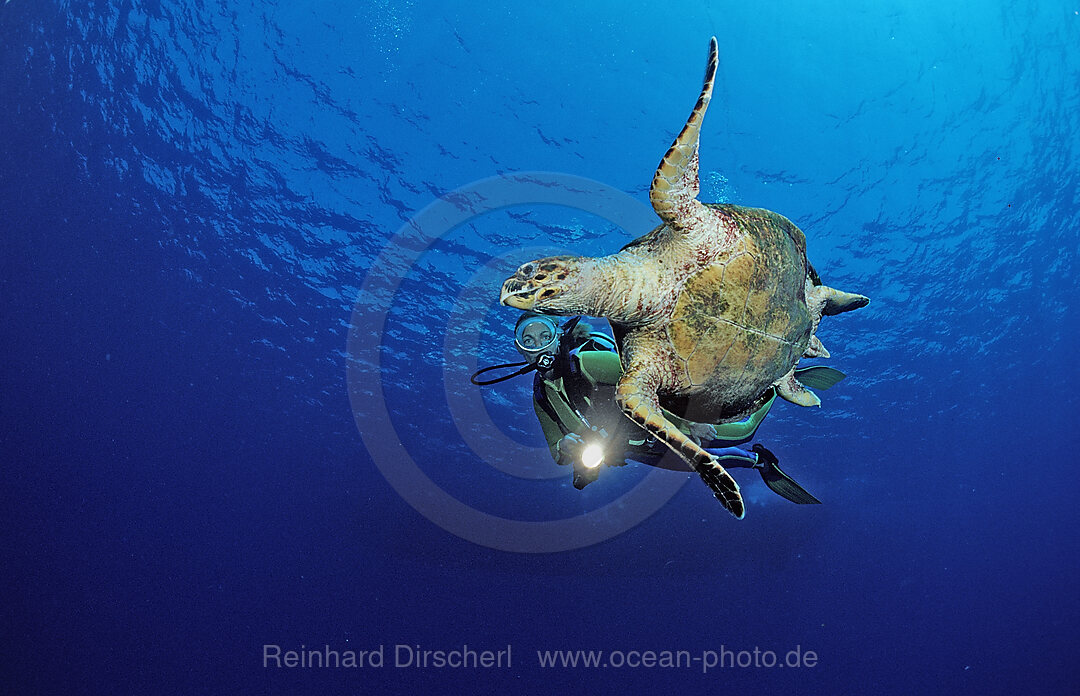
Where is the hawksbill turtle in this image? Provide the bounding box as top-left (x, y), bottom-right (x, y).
top-left (499, 37), bottom-right (868, 519)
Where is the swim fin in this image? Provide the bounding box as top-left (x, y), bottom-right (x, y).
top-left (750, 444), bottom-right (822, 505)
top-left (794, 366), bottom-right (846, 391)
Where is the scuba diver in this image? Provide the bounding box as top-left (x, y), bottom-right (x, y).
top-left (472, 312), bottom-right (844, 504)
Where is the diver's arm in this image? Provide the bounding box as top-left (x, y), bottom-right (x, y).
top-left (533, 399), bottom-right (571, 462)
top-left (534, 397), bottom-right (613, 468)
top-left (575, 350), bottom-right (623, 386)
top-left (556, 432), bottom-right (587, 467)
top-left (533, 391), bottom-right (596, 466)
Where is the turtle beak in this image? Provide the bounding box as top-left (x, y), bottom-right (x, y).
top-left (500, 279), bottom-right (536, 309)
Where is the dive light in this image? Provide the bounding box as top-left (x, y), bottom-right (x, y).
top-left (581, 443), bottom-right (604, 469)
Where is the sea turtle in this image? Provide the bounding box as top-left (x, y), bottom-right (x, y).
top-left (499, 37), bottom-right (868, 518)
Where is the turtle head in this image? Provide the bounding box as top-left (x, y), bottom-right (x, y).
top-left (500, 256), bottom-right (597, 315)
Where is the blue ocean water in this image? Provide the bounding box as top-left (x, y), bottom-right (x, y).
top-left (2, 0), bottom-right (1078, 693)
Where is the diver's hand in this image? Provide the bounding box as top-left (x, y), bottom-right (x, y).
top-left (556, 432), bottom-right (586, 467)
top-left (687, 421), bottom-right (717, 444)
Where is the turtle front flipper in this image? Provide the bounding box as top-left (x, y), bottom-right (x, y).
top-left (650, 37), bottom-right (720, 235)
top-left (615, 361), bottom-right (745, 519)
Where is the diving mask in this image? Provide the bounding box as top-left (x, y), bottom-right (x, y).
top-left (514, 315), bottom-right (560, 360)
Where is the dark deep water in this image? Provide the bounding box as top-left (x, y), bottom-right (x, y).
top-left (2, 1), bottom-right (1078, 693)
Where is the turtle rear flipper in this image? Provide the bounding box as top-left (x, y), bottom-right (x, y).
top-left (809, 284), bottom-right (869, 317)
top-left (775, 367), bottom-right (821, 408)
top-left (615, 361), bottom-right (744, 519)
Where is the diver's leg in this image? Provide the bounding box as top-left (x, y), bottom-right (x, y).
top-left (704, 446), bottom-right (757, 468)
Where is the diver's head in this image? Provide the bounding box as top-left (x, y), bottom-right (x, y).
top-left (513, 312), bottom-right (559, 364)
top-left (500, 256), bottom-right (597, 314)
